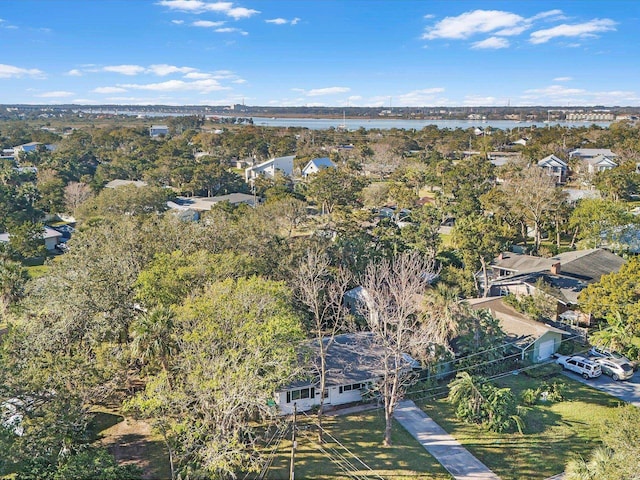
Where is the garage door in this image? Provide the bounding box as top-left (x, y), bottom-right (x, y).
top-left (538, 339), bottom-right (555, 360)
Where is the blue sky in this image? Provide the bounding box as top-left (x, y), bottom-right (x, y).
top-left (1, 1), bottom-right (638, 107)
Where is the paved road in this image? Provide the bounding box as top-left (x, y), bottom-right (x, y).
top-left (561, 369), bottom-right (640, 406)
top-left (395, 400), bottom-right (501, 480)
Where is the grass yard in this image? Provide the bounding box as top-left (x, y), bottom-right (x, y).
top-left (416, 373), bottom-right (623, 480)
top-left (266, 411), bottom-right (452, 480)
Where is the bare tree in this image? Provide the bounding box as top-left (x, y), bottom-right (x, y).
top-left (294, 249), bottom-right (352, 443)
top-left (64, 181), bottom-right (93, 212)
top-left (502, 167), bottom-right (563, 253)
top-left (361, 251), bottom-right (438, 446)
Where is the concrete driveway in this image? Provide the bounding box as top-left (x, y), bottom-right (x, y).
top-left (561, 369), bottom-right (640, 406)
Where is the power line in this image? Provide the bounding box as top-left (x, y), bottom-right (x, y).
top-left (300, 410), bottom-right (386, 480)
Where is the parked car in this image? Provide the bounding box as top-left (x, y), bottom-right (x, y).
top-left (54, 242), bottom-right (68, 253)
top-left (593, 357), bottom-right (635, 381)
top-left (588, 346), bottom-right (633, 365)
top-left (556, 355), bottom-right (602, 379)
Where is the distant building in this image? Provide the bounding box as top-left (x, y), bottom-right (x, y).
top-left (149, 125), bottom-right (169, 138)
top-left (168, 193), bottom-right (261, 212)
top-left (538, 154), bottom-right (568, 184)
top-left (13, 142), bottom-right (42, 154)
top-left (104, 179), bottom-right (148, 189)
top-left (569, 148), bottom-right (617, 174)
top-left (245, 155), bottom-right (295, 183)
top-left (301, 157), bottom-right (336, 177)
top-left (0, 226), bottom-right (63, 251)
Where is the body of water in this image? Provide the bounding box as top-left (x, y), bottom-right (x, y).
top-left (249, 116), bottom-right (612, 131)
top-left (79, 109), bottom-right (612, 131)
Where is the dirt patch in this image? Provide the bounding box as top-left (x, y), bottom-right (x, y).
top-left (99, 416), bottom-right (170, 479)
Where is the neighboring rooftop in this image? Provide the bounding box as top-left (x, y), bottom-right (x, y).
top-left (104, 179), bottom-right (148, 189)
top-left (467, 297), bottom-right (566, 346)
top-left (170, 193), bottom-right (259, 211)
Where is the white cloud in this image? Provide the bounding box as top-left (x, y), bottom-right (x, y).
top-left (215, 27), bottom-right (248, 35)
top-left (472, 36), bottom-right (509, 49)
top-left (157, 1), bottom-right (232, 13)
top-left (553, 76), bottom-right (572, 82)
top-left (463, 95), bottom-right (500, 106)
top-left (395, 88), bottom-right (446, 105)
top-left (530, 19), bottom-right (616, 44)
top-left (103, 64), bottom-right (146, 75)
top-left (266, 17), bottom-right (300, 25)
top-left (92, 86), bottom-right (127, 94)
top-left (232, 78), bottom-right (246, 84)
top-left (227, 7), bottom-right (259, 19)
top-left (148, 64), bottom-right (197, 75)
top-left (120, 78), bottom-right (229, 93)
top-left (66, 69), bottom-right (83, 76)
top-left (521, 84), bottom-right (639, 105)
top-left (529, 9), bottom-right (564, 21)
top-left (157, 1), bottom-right (259, 18)
top-left (192, 20), bottom-right (225, 27)
top-left (172, 19), bottom-right (184, 24)
top-left (0, 64), bottom-right (44, 78)
top-left (101, 64), bottom-right (198, 76)
top-left (36, 91), bottom-right (74, 98)
top-left (423, 10), bottom-right (525, 40)
top-left (524, 85), bottom-right (586, 97)
top-left (184, 72), bottom-right (213, 79)
top-left (306, 87), bottom-right (351, 97)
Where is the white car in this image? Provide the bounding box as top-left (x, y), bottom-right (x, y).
top-left (588, 346), bottom-right (633, 365)
top-left (556, 355), bottom-right (602, 379)
top-left (593, 357), bottom-right (635, 381)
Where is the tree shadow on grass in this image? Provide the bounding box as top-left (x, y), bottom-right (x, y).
top-left (87, 411), bottom-right (124, 440)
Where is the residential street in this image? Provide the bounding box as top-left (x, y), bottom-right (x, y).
top-left (562, 370), bottom-right (640, 407)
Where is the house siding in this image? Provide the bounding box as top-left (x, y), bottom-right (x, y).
top-left (277, 381), bottom-right (373, 414)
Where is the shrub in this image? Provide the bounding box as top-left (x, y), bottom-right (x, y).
top-left (521, 388), bottom-right (539, 406)
top-left (523, 362), bottom-right (562, 379)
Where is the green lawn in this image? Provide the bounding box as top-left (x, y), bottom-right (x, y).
top-left (266, 411), bottom-right (452, 480)
top-left (416, 373), bottom-right (623, 480)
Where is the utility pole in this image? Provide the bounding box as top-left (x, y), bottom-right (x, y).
top-left (289, 403), bottom-right (297, 480)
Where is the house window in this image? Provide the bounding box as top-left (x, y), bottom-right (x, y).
top-left (338, 383), bottom-right (365, 394)
top-left (286, 387), bottom-right (315, 403)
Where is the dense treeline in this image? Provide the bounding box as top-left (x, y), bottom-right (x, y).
top-left (1, 118), bottom-right (640, 478)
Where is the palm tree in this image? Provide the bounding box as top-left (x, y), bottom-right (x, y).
top-left (589, 312), bottom-right (632, 355)
top-left (565, 447), bottom-right (614, 480)
top-left (130, 306), bottom-right (177, 378)
top-left (422, 284), bottom-right (467, 350)
top-left (447, 371), bottom-right (486, 420)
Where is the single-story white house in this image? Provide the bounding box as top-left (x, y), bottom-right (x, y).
top-left (301, 157), bottom-right (336, 177)
top-left (0, 226), bottom-right (63, 251)
top-left (467, 297), bottom-right (566, 362)
top-left (245, 155), bottom-right (295, 183)
top-left (275, 332), bottom-right (419, 414)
